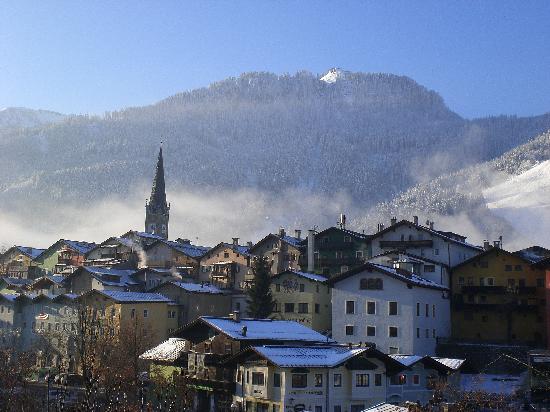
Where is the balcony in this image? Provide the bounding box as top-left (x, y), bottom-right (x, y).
top-left (185, 376), bottom-right (235, 393)
top-left (316, 242), bottom-right (357, 251)
top-left (461, 286), bottom-right (506, 294)
top-left (379, 240), bottom-right (433, 249)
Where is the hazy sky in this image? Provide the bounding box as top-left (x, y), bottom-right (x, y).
top-left (1, 1), bottom-right (549, 118)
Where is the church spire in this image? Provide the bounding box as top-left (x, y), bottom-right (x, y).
top-left (145, 146), bottom-right (170, 239)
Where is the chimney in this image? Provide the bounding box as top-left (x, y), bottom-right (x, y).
top-left (413, 216), bottom-right (419, 225)
top-left (231, 310), bottom-right (241, 322)
top-left (483, 240), bottom-right (491, 251)
top-left (241, 325), bottom-right (247, 337)
top-left (232, 237), bottom-right (239, 247)
top-left (247, 241), bottom-right (253, 248)
top-left (348, 342), bottom-right (353, 349)
top-left (307, 229), bottom-right (315, 272)
top-left (278, 227), bottom-right (286, 238)
top-left (294, 229), bottom-right (302, 239)
top-left (493, 240), bottom-right (501, 249)
top-left (176, 238), bottom-right (191, 244)
top-left (390, 217), bottom-right (397, 226)
top-left (429, 221), bottom-right (434, 230)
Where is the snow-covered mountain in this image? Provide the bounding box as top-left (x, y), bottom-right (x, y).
top-left (1, 69), bottom-right (550, 243)
top-left (0, 107), bottom-right (66, 130)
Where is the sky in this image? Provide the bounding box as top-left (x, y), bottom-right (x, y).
top-left (1, 1), bottom-right (549, 119)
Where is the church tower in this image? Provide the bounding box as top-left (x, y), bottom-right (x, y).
top-left (145, 147), bottom-right (170, 239)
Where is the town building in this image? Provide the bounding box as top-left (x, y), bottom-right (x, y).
top-left (198, 240), bottom-right (254, 314)
top-left (386, 355), bottom-right (464, 405)
top-left (0, 245), bottom-right (45, 278)
top-left (65, 266), bottom-right (141, 295)
top-left (151, 280), bottom-right (231, 326)
top-left (249, 228), bottom-right (303, 274)
top-left (161, 314), bottom-right (334, 411)
top-left (143, 238), bottom-right (209, 274)
top-left (27, 275), bottom-right (67, 295)
top-left (0, 277), bottom-right (32, 294)
top-left (84, 236), bottom-right (140, 268)
top-left (329, 263), bottom-right (450, 355)
top-left (34, 239), bottom-right (96, 276)
top-left (145, 147), bottom-right (170, 239)
top-left (367, 250), bottom-right (451, 288)
top-left (300, 226), bottom-right (371, 277)
top-left (228, 344), bottom-right (401, 412)
top-left (270, 269), bottom-right (331, 334)
top-left (451, 246), bottom-right (547, 346)
top-left (369, 218), bottom-right (482, 268)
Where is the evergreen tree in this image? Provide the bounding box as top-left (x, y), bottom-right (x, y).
top-left (246, 256), bottom-right (276, 318)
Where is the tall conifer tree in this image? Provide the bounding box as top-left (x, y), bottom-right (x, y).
top-left (246, 256), bottom-right (275, 318)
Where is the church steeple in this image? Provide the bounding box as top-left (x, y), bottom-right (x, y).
top-left (145, 146), bottom-right (170, 239)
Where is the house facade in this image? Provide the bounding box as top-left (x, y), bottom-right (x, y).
top-left (249, 228), bottom-right (303, 274)
top-left (65, 266), bottom-right (141, 295)
top-left (370, 218), bottom-right (482, 268)
top-left (330, 263), bottom-right (450, 355)
top-left (451, 247), bottom-right (547, 345)
top-left (143, 238), bottom-right (209, 274)
top-left (0, 246), bottom-right (45, 278)
top-left (270, 270), bottom-right (331, 334)
top-left (35, 239), bottom-right (96, 276)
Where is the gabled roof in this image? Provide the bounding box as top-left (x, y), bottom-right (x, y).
top-left (313, 226), bottom-right (371, 241)
top-left (82, 289), bottom-right (172, 303)
top-left (327, 262), bottom-right (447, 291)
top-left (248, 345), bottom-right (367, 368)
top-left (36, 239), bottom-right (97, 262)
top-left (177, 316), bottom-right (333, 343)
top-left (250, 233), bottom-right (303, 253)
top-left (452, 247), bottom-right (536, 270)
top-left (271, 269), bottom-right (328, 283)
top-left (368, 250), bottom-right (450, 269)
top-left (146, 239), bottom-right (210, 259)
top-left (28, 275), bottom-right (66, 289)
top-left (122, 230), bottom-right (165, 241)
top-left (7, 246), bottom-right (46, 259)
top-left (153, 281), bottom-right (224, 295)
top-left (1, 277), bottom-right (33, 287)
top-left (513, 246), bottom-right (550, 264)
top-left (67, 266), bottom-right (140, 287)
top-left (388, 354), bottom-right (464, 373)
top-left (140, 338), bottom-right (187, 362)
top-left (203, 242), bottom-right (252, 258)
top-left (371, 220), bottom-right (482, 251)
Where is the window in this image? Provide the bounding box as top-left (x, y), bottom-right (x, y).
top-left (356, 373), bottom-right (369, 387)
top-left (131, 308), bottom-right (135, 318)
top-left (284, 303), bottom-right (295, 313)
top-left (143, 309), bottom-right (148, 318)
top-left (416, 328), bottom-right (420, 338)
top-left (335, 251), bottom-right (343, 259)
top-left (224, 252), bottom-right (230, 258)
top-left (367, 301), bottom-right (376, 314)
top-left (458, 277), bottom-right (465, 285)
top-left (375, 374), bottom-right (382, 386)
top-left (334, 407), bottom-right (342, 412)
top-left (424, 265), bottom-right (435, 272)
top-left (425, 304), bottom-right (429, 317)
top-left (515, 265), bottom-right (523, 271)
top-left (346, 301), bottom-right (355, 314)
top-left (298, 303), bottom-right (309, 314)
top-left (273, 373), bottom-right (281, 387)
top-left (425, 329), bottom-right (429, 338)
top-left (315, 304), bottom-right (320, 314)
top-left (390, 374), bottom-right (407, 385)
top-left (389, 347), bottom-right (399, 354)
top-left (275, 284), bottom-right (280, 292)
top-left (432, 304), bottom-right (436, 318)
top-left (333, 374), bottom-right (342, 387)
top-left (252, 372), bottom-right (264, 385)
top-left (389, 302), bottom-right (397, 315)
top-left (322, 236), bottom-right (329, 244)
top-left (340, 265), bottom-right (349, 273)
top-left (389, 326), bottom-right (398, 338)
top-left (505, 265), bottom-right (512, 271)
top-left (519, 279), bottom-right (526, 287)
top-left (433, 329), bottom-right (436, 338)
top-left (413, 375), bottom-right (420, 385)
top-left (168, 310), bottom-right (176, 319)
top-left (537, 278), bottom-right (544, 287)
top-left (314, 374), bottom-right (323, 387)
top-left (360, 278), bottom-right (384, 290)
top-left (416, 302), bottom-right (420, 316)
top-left (292, 374), bottom-right (307, 388)
top-left (480, 261), bottom-right (489, 268)
top-left (434, 249), bottom-right (439, 255)
top-left (356, 250), bottom-right (364, 258)
top-left (299, 284), bottom-right (305, 292)
top-left (346, 325), bottom-right (354, 336)
top-left (367, 326), bottom-right (376, 337)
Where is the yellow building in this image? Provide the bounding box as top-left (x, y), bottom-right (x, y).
top-left (451, 247), bottom-right (546, 346)
top-left (79, 290), bottom-right (178, 346)
top-left (0, 246), bottom-right (45, 278)
top-left (270, 270), bottom-right (331, 334)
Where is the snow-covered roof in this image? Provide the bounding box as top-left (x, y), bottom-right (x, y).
top-left (140, 338), bottom-right (187, 362)
top-left (129, 231), bottom-right (165, 240)
top-left (0, 293), bottom-right (18, 302)
top-left (63, 240), bottom-right (97, 254)
top-left (14, 246), bottom-right (46, 259)
top-left (2, 277), bottom-right (33, 286)
top-left (432, 357), bottom-right (465, 370)
top-left (92, 290), bottom-right (172, 303)
top-left (362, 403), bottom-right (408, 412)
top-left (280, 235), bottom-right (302, 247)
top-left (513, 246), bottom-right (550, 264)
top-left (168, 282), bottom-right (224, 294)
top-left (273, 270), bottom-right (328, 283)
top-left (79, 266), bottom-right (140, 286)
top-left (251, 345), bottom-right (365, 367)
top-left (388, 354), bottom-right (424, 367)
top-left (163, 240), bottom-right (210, 258)
top-left (199, 316), bottom-right (334, 343)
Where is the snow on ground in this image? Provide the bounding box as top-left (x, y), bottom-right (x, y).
top-left (483, 160), bottom-right (550, 247)
top-left (460, 373), bottom-right (527, 395)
